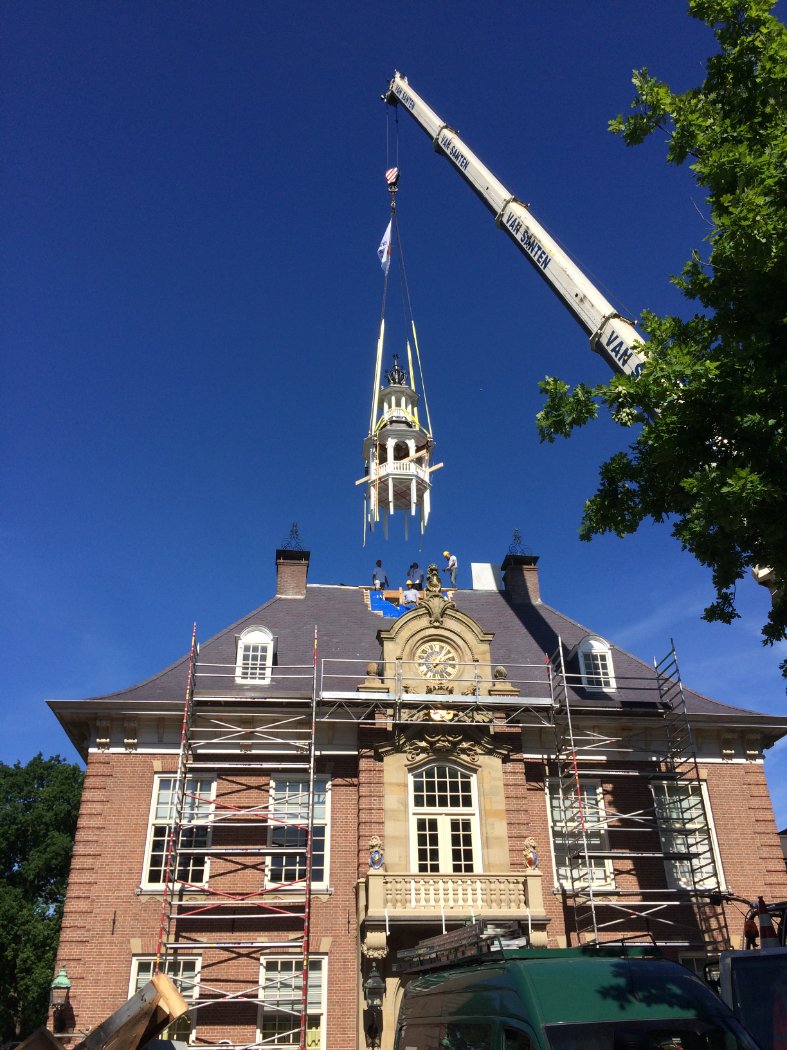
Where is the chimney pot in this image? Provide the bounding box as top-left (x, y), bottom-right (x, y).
top-left (501, 553), bottom-right (540, 604)
top-left (275, 549), bottom-right (310, 598)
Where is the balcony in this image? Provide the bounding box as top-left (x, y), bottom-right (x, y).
top-left (359, 871), bottom-right (549, 946)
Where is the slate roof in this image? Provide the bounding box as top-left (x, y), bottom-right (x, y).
top-left (50, 585), bottom-right (786, 726)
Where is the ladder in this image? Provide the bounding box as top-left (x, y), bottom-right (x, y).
top-left (550, 638), bottom-right (730, 953)
top-left (154, 625), bottom-right (319, 1050)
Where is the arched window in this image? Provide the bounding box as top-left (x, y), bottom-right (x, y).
top-left (577, 634), bottom-right (616, 692)
top-left (409, 764), bottom-right (481, 873)
top-left (236, 626), bottom-right (273, 684)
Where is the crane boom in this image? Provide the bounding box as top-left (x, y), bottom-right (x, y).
top-left (384, 72), bottom-right (646, 379)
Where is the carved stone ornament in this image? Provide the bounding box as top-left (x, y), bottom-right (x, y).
top-left (378, 726), bottom-right (509, 765)
top-left (425, 563), bottom-right (443, 595)
top-left (362, 931), bottom-right (388, 959)
top-left (369, 835), bottom-right (384, 871)
top-left (405, 707), bottom-right (492, 725)
top-left (415, 564), bottom-right (456, 627)
top-left (96, 717), bottom-right (111, 751)
top-left (123, 718), bottom-right (138, 752)
top-left (523, 836), bottom-right (539, 869)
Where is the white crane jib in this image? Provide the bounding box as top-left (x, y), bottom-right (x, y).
top-left (384, 72), bottom-right (646, 378)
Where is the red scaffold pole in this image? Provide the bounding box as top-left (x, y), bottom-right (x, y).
top-left (299, 626), bottom-right (318, 1050)
top-left (155, 623), bottom-right (198, 972)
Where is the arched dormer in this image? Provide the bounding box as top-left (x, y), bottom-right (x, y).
top-left (576, 634), bottom-right (616, 692)
top-left (235, 626), bottom-right (273, 684)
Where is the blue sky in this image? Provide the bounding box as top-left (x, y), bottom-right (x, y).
top-left (3, 1), bottom-right (787, 820)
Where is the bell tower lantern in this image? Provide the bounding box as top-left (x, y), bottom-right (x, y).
top-left (361, 353), bottom-right (436, 541)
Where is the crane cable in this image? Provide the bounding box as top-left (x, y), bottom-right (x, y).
top-left (392, 206), bottom-right (433, 440)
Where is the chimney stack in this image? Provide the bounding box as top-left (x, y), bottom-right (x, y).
top-left (501, 553), bottom-right (540, 604)
top-left (275, 549), bottom-right (310, 598)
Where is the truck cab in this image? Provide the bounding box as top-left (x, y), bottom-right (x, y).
top-left (394, 946), bottom-right (760, 1050)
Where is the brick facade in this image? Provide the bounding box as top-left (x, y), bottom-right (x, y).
top-left (48, 564), bottom-right (787, 1050)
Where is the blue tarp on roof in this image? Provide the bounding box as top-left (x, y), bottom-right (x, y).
top-left (369, 591), bottom-right (408, 617)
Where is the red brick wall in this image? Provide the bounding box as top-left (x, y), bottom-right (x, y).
top-left (55, 752), bottom-right (360, 1050)
top-left (55, 746), bottom-right (787, 1044)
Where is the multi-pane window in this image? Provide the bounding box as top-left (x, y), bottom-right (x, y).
top-left (131, 957), bottom-right (200, 1042)
top-left (577, 636), bottom-right (616, 692)
top-left (411, 765), bottom-right (479, 874)
top-left (144, 776), bottom-right (215, 887)
top-left (413, 765), bottom-right (473, 808)
top-left (268, 779), bottom-right (329, 887)
top-left (581, 651), bottom-right (612, 689)
top-left (652, 782), bottom-right (720, 890)
top-left (259, 958), bottom-right (324, 1049)
top-left (548, 780), bottom-right (612, 889)
top-left (235, 627), bottom-right (273, 684)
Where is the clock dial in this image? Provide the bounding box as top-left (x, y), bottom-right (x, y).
top-left (415, 642), bottom-right (459, 680)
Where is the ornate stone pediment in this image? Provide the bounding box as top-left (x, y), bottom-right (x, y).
top-left (377, 725), bottom-right (510, 765)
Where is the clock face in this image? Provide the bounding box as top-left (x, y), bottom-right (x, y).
top-left (415, 641), bottom-right (459, 680)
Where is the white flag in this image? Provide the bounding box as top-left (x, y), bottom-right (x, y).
top-left (377, 219), bottom-right (392, 274)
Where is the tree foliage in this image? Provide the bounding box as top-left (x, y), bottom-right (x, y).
top-left (0, 754), bottom-right (84, 1041)
top-left (537, 0), bottom-right (787, 674)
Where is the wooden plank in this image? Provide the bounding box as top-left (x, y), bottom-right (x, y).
top-left (16, 1027), bottom-right (63, 1050)
top-left (69, 973), bottom-right (187, 1050)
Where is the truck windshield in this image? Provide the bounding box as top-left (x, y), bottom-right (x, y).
top-left (397, 1022), bottom-right (492, 1050)
top-left (543, 1017), bottom-right (760, 1050)
top-left (729, 952), bottom-right (787, 1050)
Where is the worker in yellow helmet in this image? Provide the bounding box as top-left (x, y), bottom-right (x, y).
top-left (442, 550), bottom-right (458, 589)
top-left (402, 581), bottom-right (419, 609)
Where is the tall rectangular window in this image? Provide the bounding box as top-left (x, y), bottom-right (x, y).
top-left (258, 958), bottom-right (325, 1049)
top-left (131, 957), bottom-right (200, 1042)
top-left (144, 776), bottom-right (215, 887)
top-left (240, 642), bottom-right (270, 681)
top-left (652, 782), bottom-right (720, 890)
top-left (548, 780), bottom-right (612, 889)
top-left (268, 779), bottom-right (329, 887)
top-left (410, 764), bottom-right (480, 874)
top-left (581, 651), bottom-right (612, 690)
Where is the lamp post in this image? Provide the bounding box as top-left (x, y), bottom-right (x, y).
top-left (364, 962), bottom-right (385, 1048)
top-left (50, 965), bottom-right (72, 1010)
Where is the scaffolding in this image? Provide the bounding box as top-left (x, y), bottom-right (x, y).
top-left (151, 627), bottom-right (730, 1048)
top-left (550, 638), bottom-right (730, 952)
top-left (154, 626), bottom-right (319, 1050)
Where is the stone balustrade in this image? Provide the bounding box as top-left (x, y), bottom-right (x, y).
top-left (362, 871), bottom-right (547, 939)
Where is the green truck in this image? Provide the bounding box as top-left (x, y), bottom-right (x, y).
top-left (393, 945), bottom-right (760, 1050)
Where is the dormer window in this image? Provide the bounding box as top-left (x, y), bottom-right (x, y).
top-left (236, 626), bottom-right (273, 684)
top-left (577, 635), bottom-right (616, 692)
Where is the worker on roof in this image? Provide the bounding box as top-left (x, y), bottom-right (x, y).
top-left (402, 581), bottom-right (419, 609)
top-left (442, 551), bottom-right (458, 589)
top-left (373, 560), bottom-right (388, 590)
top-left (407, 562), bottom-right (424, 588)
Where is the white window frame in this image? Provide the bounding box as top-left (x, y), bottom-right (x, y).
top-left (236, 625), bottom-right (274, 685)
top-left (257, 955), bottom-right (327, 1050)
top-left (141, 773), bottom-right (216, 890)
top-left (129, 955), bottom-right (202, 1042)
top-left (266, 777), bottom-right (331, 890)
top-left (651, 779), bottom-right (725, 891)
top-left (546, 778), bottom-right (615, 890)
top-left (576, 634), bottom-right (617, 692)
top-left (408, 762), bottom-right (483, 874)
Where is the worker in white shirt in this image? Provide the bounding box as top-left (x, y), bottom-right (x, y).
top-left (443, 551), bottom-right (458, 589)
top-left (373, 561), bottom-right (388, 589)
top-left (407, 562), bottom-right (424, 589)
top-left (402, 582), bottom-right (419, 609)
